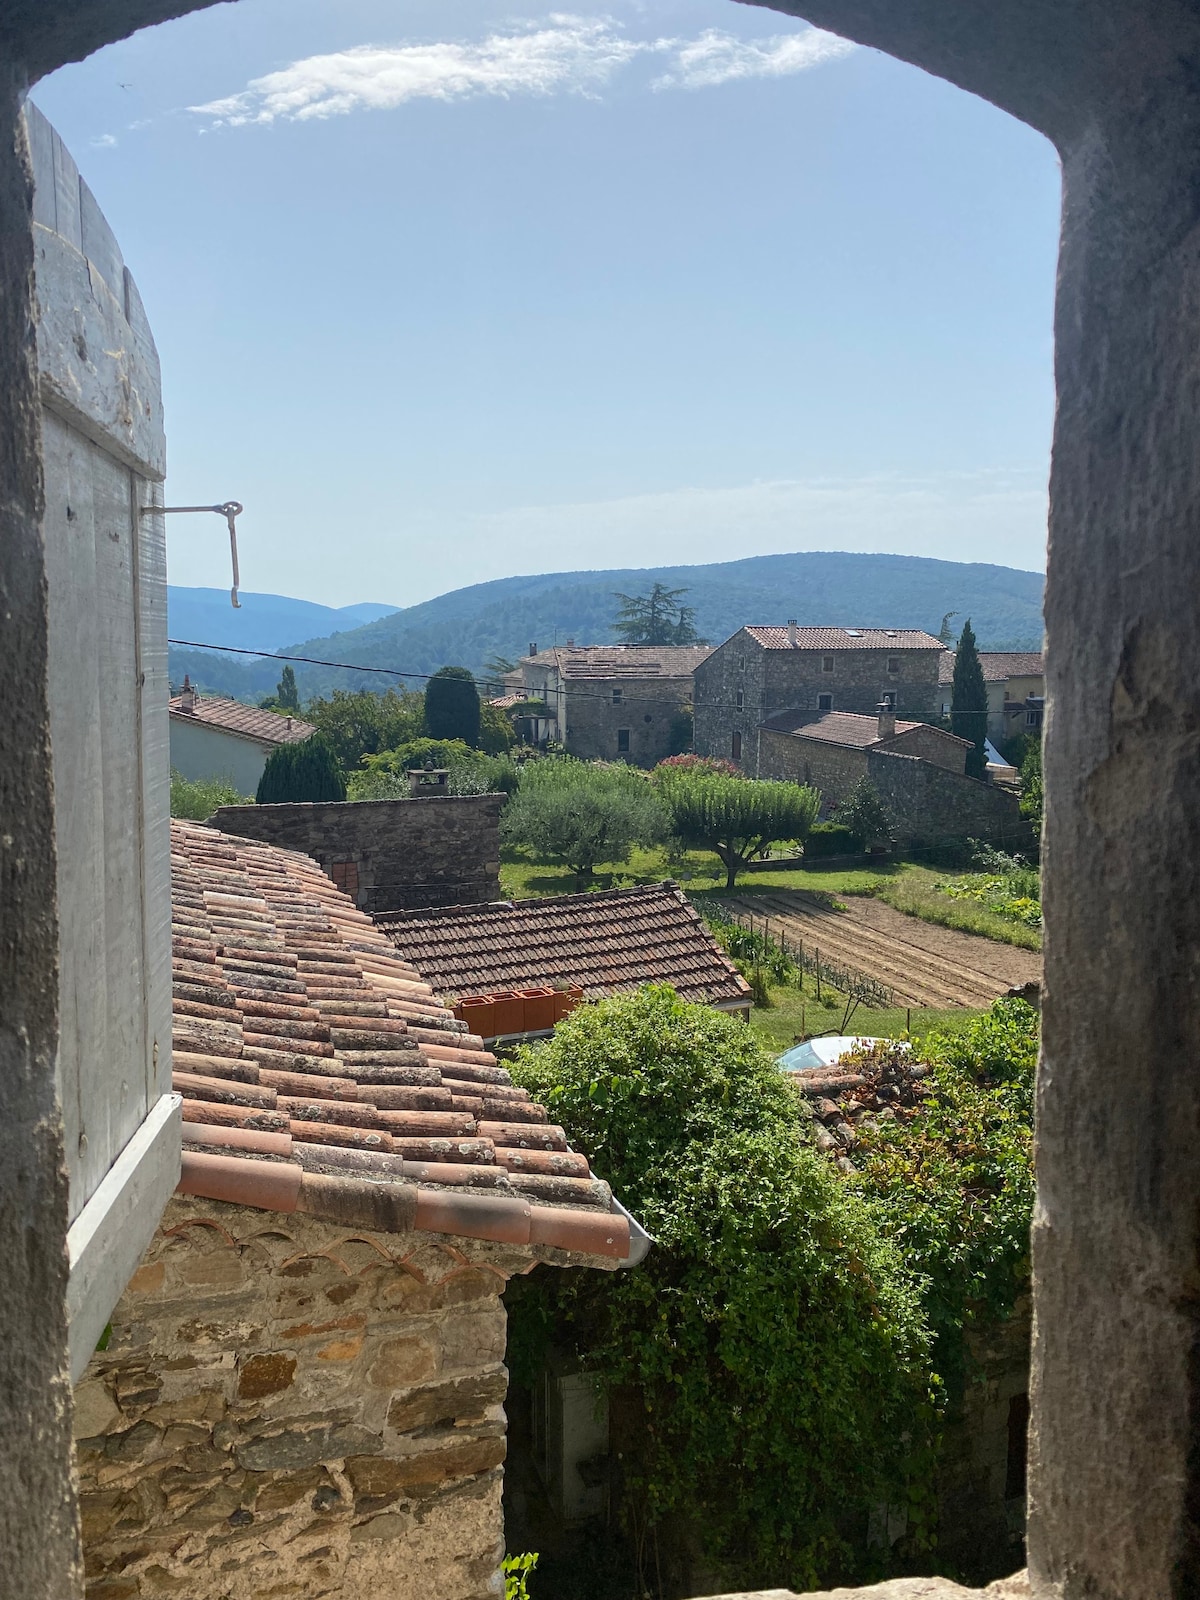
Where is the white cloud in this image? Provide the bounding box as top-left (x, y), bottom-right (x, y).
top-left (91, 132), bottom-right (118, 148)
top-left (189, 16), bottom-right (852, 127)
top-left (654, 27), bottom-right (854, 90)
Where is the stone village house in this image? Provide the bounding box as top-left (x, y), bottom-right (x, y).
top-left (169, 677), bottom-right (315, 797)
top-left (7, 8), bottom-right (1200, 1600)
top-left (77, 819), bottom-right (643, 1600)
top-left (693, 624), bottom-right (945, 773)
top-left (512, 642), bottom-right (711, 766)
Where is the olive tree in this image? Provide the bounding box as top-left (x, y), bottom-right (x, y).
top-left (660, 770), bottom-right (820, 889)
top-left (499, 760), bottom-right (666, 881)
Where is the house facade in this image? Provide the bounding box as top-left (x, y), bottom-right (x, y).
top-left (939, 652), bottom-right (1045, 746)
top-left (75, 820), bottom-right (639, 1600)
top-left (514, 644), bottom-right (710, 766)
top-left (694, 625), bottom-right (946, 774)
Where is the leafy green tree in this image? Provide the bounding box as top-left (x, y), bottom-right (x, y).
top-left (506, 986), bottom-right (932, 1590)
top-left (170, 770), bottom-right (248, 820)
top-left (478, 698), bottom-right (516, 755)
top-left (304, 688), bottom-right (424, 770)
top-left (831, 777), bottom-right (894, 849)
top-left (256, 733), bottom-right (346, 804)
top-left (425, 665), bottom-right (481, 746)
top-left (499, 759), bottom-right (666, 879)
top-left (612, 583), bottom-right (701, 646)
top-left (659, 770), bottom-right (820, 889)
top-left (950, 618), bottom-right (989, 779)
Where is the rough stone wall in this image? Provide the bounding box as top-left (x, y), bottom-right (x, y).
top-left (563, 676), bottom-right (690, 766)
top-left (885, 724), bottom-right (968, 774)
top-left (211, 795), bottom-right (503, 913)
top-left (757, 730), bottom-right (867, 806)
top-left (695, 633), bottom-right (943, 774)
top-left (865, 749), bottom-right (1029, 851)
top-left (76, 1197), bottom-right (533, 1600)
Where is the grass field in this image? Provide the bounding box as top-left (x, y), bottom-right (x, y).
top-left (499, 846), bottom-right (1041, 952)
top-left (499, 844), bottom-right (904, 902)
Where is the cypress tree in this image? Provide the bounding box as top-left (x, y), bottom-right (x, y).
top-left (256, 733), bottom-right (347, 804)
top-left (276, 665), bottom-right (300, 712)
top-left (950, 618), bottom-right (989, 779)
top-left (425, 666), bottom-right (481, 747)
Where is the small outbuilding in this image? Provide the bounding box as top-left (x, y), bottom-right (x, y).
top-left (374, 882), bottom-right (752, 1040)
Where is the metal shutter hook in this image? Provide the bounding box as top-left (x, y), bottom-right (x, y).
top-left (139, 500), bottom-right (244, 608)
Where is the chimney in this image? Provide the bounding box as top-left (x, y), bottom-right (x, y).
top-left (566, 638), bottom-right (575, 649)
top-left (529, 642), bottom-right (538, 656)
top-left (877, 701), bottom-right (896, 741)
top-left (786, 619), bottom-right (799, 647)
top-left (179, 674), bottom-right (196, 714)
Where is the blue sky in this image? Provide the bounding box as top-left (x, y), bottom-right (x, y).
top-left (34, 0), bottom-right (1061, 608)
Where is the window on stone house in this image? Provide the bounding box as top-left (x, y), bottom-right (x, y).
top-left (732, 730), bottom-right (742, 761)
top-left (736, 689), bottom-right (744, 709)
top-left (1026, 709), bottom-right (1039, 728)
top-left (738, 655), bottom-right (746, 671)
top-left (617, 728), bottom-right (630, 753)
top-left (612, 687), bottom-right (622, 705)
top-left (822, 655), bottom-right (835, 672)
top-left (887, 656), bottom-right (900, 674)
top-left (818, 693), bottom-right (833, 712)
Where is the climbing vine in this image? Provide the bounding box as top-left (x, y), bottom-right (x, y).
top-left (507, 987), bottom-right (936, 1593)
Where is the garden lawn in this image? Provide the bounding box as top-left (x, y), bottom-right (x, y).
top-left (499, 844), bottom-right (910, 901)
top-left (747, 978), bottom-right (986, 1054)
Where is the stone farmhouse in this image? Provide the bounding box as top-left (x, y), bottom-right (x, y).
top-left (169, 677), bottom-right (315, 796)
top-left (75, 819), bottom-right (641, 1600)
top-left (693, 624), bottom-right (945, 773)
top-left (513, 642), bottom-right (711, 766)
top-left (759, 703), bottom-right (1024, 848)
top-left (375, 883), bottom-right (753, 1041)
top-left (939, 651), bottom-right (1046, 746)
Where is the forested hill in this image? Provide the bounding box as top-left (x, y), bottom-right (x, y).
top-left (168, 551), bottom-right (1044, 702)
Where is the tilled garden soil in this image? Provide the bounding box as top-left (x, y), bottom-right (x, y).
top-left (723, 889), bottom-right (1042, 1009)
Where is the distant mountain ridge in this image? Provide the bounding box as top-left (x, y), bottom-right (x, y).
top-left (168, 552), bottom-right (1044, 703)
top-left (168, 587), bottom-right (399, 657)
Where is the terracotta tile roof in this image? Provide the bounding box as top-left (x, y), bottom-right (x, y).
top-left (938, 651), bottom-right (1045, 686)
top-left (373, 884), bottom-right (751, 1009)
top-left (521, 645), bottom-right (711, 680)
top-left (759, 709), bottom-right (970, 752)
top-left (169, 820), bottom-right (632, 1262)
top-left (168, 694), bottom-right (315, 747)
top-left (744, 626), bottom-right (944, 651)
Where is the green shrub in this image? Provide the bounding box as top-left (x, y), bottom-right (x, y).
top-left (170, 770), bottom-right (248, 820)
top-left (831, 778), bottom-right (894, 849)
top-left (507, 987), bottom-right (933, 1591)
top-left (256, 734), bottom-right (346, 804)
top-left (499, 759), bottom-right (666, 879)
top-left (803, 821), bottom-right (859, 858)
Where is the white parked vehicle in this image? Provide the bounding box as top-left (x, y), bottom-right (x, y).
top-left (776, 1035), bottom-right (905, 1074)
